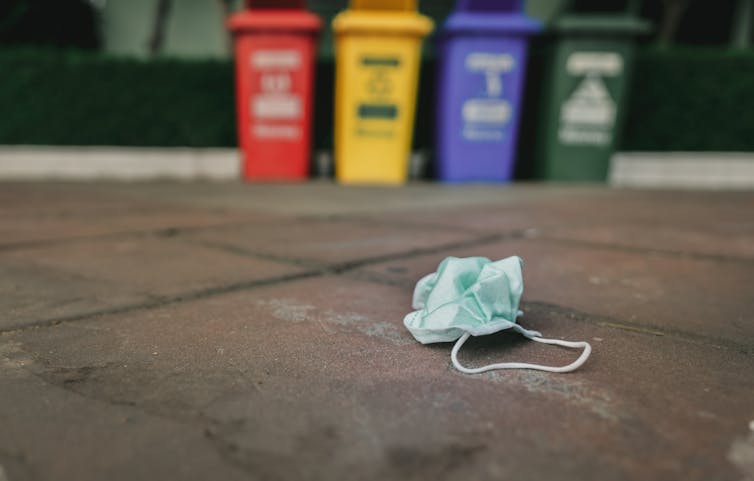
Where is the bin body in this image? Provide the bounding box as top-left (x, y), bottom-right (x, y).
top-left (333, 10), bottom-right (433, 185)
top-left (436, 9), bottom-right (540, 182)
top-left (534, 16), bottom-right (648, 181)
top-left (229, 9), bottom-right (321, 181)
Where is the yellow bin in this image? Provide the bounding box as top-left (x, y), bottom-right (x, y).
top-left (333, 0), bottom-right (433, 184)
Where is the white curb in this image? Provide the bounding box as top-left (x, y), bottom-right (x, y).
top-left (0, 146), bottom-right (240, 181)
top-left (610, 152), bottom-right (754, 189)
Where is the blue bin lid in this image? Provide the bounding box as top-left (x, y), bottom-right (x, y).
top-left (442, 12), bottom-right (541, 35)
top-left (456, 0), bottom-right (523, 11)
top-left (442, 0), bottom-right (541, 35)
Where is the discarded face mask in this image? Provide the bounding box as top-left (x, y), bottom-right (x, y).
top-left (403, 256), bottom-right (591, 374)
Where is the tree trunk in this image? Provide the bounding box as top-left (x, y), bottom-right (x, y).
top-left (148, 0), bottom-right (173, 57)
top-left (657, 0), bottom-right (688, 48)
top-left (216, 0), bottom-right (233, 56)
top-left (731, 0), bottom-right (753, 48)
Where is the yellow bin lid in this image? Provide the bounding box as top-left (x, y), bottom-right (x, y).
top-left (350, 0), bottom-right (416, 10)
top-left (333, 0), bottom-right (433, 36)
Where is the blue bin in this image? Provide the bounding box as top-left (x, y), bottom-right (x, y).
top-left (436, 0), bottom-right (541, 182)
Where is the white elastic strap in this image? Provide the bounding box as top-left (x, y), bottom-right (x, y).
top-left (450, 326), bottom-right (592, 374)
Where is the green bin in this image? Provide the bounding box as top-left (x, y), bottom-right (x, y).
top-left (533, 2), bottom-right (649, 181)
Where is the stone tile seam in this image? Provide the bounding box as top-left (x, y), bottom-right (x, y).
top-left (3, 211), bottom-right (750, 266)
top-left (530, 235), bottom-right (754, 265)
top-left (193, 229), bottom-right (753, 351)
top-left (339, 269), bottom-right (754, 355)
top-left (185, 239), bottom-right (326, 270)
top-left (0, 270), bottom-right (324, 335)
top-left (0, 232), bottom-right (512, 333)
top-left (3, 227), bottom-right (752, 352)
top-left (1, 232), bottom-right (511, 334)
top-left (5, 265), bottom-right (747, 356)
top-left (524, 300), bottom-right (754, 354)
top-left (297, 214), bottom-right (496, 235)
top-left (0, 212), bottom-right (487, 254)
top-left (305, 214), bottom-right (754, 266)
top-left (5, 353), bottom-right (248, 473)
top-left (180, 231), bottom-right (519, 277)
top-left (0, 218), bottom-right (274, 253)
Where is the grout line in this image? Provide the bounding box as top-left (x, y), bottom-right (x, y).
top-left (187, 239), bottom-right (326, 270)
top-left (336, 267), bottom-right (754, 354)
top-left (0, 219), bottom-right (268, 253)
top-left (547, 303), bottom-right (754, 353)
top-left (325, 233), bottom-right (510, 273)
top-left (3, 212), bottom-right (752, 352)
top-left (529, 235), bottom-right (754, 265)
top-left (183, 230), bottom-right (523, 274)
top-left (4, 205), bottom-right (751, 266)
top-left (297, 213), bottom-right (496, 235)
top-left (0, 270), bottom-right (323, 335)
top-left (0, 230), bottom-right (518, 335)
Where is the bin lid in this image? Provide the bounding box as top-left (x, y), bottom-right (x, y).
top-left (456, 0), bottom-right (523, 12)
top-left (246, 0), bottom-right (306, 8)
top-left (350, 0), bottom-right (417, 11)
top-left (552, 14), bottom-right (651, 35)
top-left (332, 10), bottom-right (433, 36)
top-left (228, 9), bottom-right (321, 33)
top-left (443, 11), bottom-right (541, 35)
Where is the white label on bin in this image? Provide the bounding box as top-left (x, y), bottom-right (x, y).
top-left (466, 53), bottom-right (515, 73)
top-left (463, 99), bottom-right (512, 124)
top-left (558, 74), bottom-right (616, 146)
top-left (252, 124), bottom-right (301, 140)
top-left (251, 50), bottom-right (302, 69)
top-left (252, 94), bottom-right (302, 120)
top-left (463, 128), bottom-right (505, 141)
top-left (566, 52), bottom-right (623, 76)
top-left (466, 52), bottom-right (515, 98)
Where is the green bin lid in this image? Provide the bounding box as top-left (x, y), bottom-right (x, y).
top-left (553, 14), bottom-right (651, 35)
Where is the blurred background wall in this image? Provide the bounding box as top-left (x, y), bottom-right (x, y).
top-left (0, 0), bottom-right (752, 179)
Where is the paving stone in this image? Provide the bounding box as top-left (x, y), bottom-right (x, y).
top-left (531, 190), bottom-right (754, 259)
top-left (0, 182), bottom-right (275, 248)
top-left (3, 275), bottom-right (752, 481)
top-left (353, 190), bottom-right (754, 259)
top-left (0, 236), bottom-right (307, 330)
top-left (0, 205), bottom-right (268, 248)
top-left (0, 182), bottom-right (137, 215)
top-left (93, 181), bottom-right (603, 216)
top-left (359, 238), bottom-right (754, 345)
top-left (186, 217), bottom-right (481, 266)
top-left (2, 182), bottom-right (753, 481)
top-left (0, 340), bottom-right (250, 481)
top-left (0, 258), bottom-right (146, 331)
top-left (540, 222), bottom-right (754, 260)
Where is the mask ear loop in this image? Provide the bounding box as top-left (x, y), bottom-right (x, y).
top-left (450, 325), bottom-right (592, 374)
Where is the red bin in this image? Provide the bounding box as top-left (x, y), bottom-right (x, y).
top-left (228, 1), bottom-right (321, 181)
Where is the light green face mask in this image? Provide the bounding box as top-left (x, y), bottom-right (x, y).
top-left (403, 256), bottom-right (591, 374)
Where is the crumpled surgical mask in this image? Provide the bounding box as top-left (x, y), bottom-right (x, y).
top-left (403, 256), bottom-right (591, 374)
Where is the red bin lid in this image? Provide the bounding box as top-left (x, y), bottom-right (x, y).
top-left (228, 7), bottom-right (321, 33)
top-left (245, 0), bottom-right (306, 8)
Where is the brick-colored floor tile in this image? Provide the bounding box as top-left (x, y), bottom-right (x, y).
top-left (4, 275), bottom-right (751, 481)
top-left (359, 238), bottom-right (754, 344)
top-left (0, 236), bottom-right (306, 330)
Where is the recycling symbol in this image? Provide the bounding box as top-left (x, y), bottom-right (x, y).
top-left (367, 69), bottom-right (392, 98)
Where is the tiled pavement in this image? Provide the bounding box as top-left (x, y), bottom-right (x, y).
top-left (0, 181), bottom-right (752, 481)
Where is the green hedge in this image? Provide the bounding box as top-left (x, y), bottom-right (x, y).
top-left (0, 47), bottom-right (431, 151)
top-left (2, 46), bottom-right (754, 152)
top-left (620, 47), bottom-right (754, 151)
top-left (0, 48), bottom-right (236, 147)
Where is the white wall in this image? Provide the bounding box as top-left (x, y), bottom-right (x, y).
top-left (99, 0), bottom-right (563, 60)
top-left (101, 0), bottom-right (235, 59)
